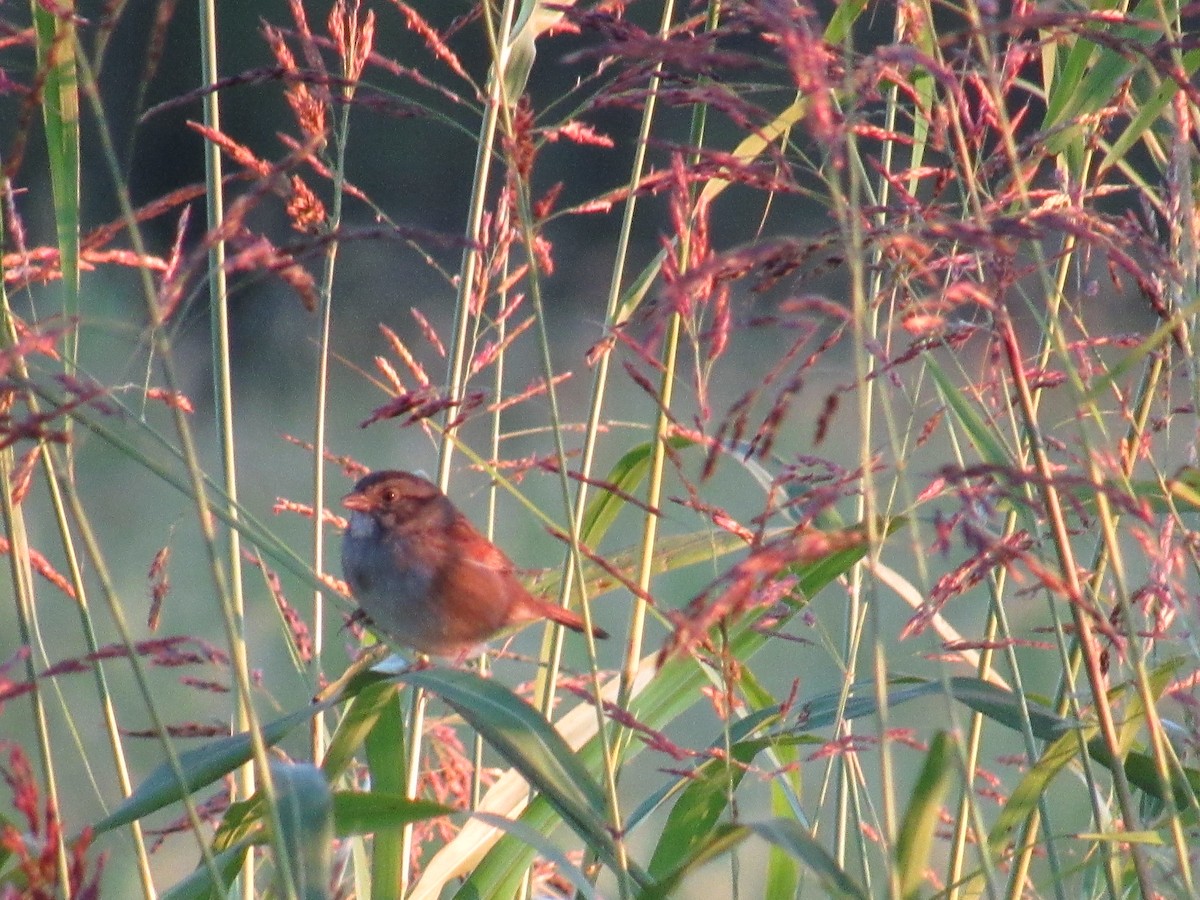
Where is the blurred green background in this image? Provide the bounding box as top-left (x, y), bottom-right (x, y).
top-left (2, 1), bottom-right (1181, 895)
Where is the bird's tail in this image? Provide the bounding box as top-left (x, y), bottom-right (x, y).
top-left (537, 600), bottom-right (609, 640)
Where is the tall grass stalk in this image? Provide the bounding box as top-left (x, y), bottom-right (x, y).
top-left (195, 2), bottom-right (254, 896)
top-left (72, 39), bottom-right (300, 896)
top-left (6, 2), bottom-right (1200, 897)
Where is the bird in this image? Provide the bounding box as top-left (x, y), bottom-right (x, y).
top-left (340, 469), bottom-right (608, 658)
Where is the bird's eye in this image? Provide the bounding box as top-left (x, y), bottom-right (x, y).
top-left (381, 488), bottom-right (397, 504)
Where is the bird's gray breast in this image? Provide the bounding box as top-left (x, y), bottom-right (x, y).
top-left (341, 523), bottom-right (437, 645)
top-left (346, 510), bottom-right (377, 540)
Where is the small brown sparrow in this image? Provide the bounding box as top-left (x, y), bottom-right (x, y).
top-left (340, 470), bottom-right (608, 658)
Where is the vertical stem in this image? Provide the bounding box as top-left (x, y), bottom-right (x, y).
top-left (75, 43), bottom-right (298, 897)
top-left (618, 0), bottom-right (680, 711)
top-left (0, 454), bottom-right (71, 897)
top-left (311, 39), bottom-right (355, 767)
top-left (195, 14), bottom-right (251, 900)
top-left (413, 0), bottom-right (520, 883)
top-left (996, 309), bottom-right (1153, 896)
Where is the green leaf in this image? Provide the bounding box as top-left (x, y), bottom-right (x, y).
top-left (614, 247), bottom-right (666, 323)
top-left (824, 0), bottom-right (868, 45)
top-left (764, 785), bottom-right (802, 898)
top-left (1125, 745), bottom-right (1200, 815)
top-left (1080, 292), bottom-right (1200, 404)
top-left (397, 666), bottom-right (647, 886)
top-left (925, 355), bottom-right (1011, 470)
top-left (1076, 830), bottom-right (1166, 845)
top-left (161, 842), bottom-right (249, 900)
top-left (795, 676), bottom-right (941, 733)
top-left (896, 731), bottom-right (956, 899)
top-left (501, 0), bottom-right (581, 101)
top-left (333, 791), bottom-right (453, 836)
top-left (31, 1), bottom-right (80, 348)
top-left (988, 724), bottom-right (1091, 854)
top-left (640, 819), bottom-right (868, 899)
top-left (526, 525), bottom-right (758, 608)
top-left (364, 681), bottom-right (407, 897)
top-left (944, 664), bottom-right (1200, 844)
top-left (1041, 0), bottom-right (1157, 159)
top-left (640, 823), bottom-right (755, 900)
top-left (944, 677), bottom-right (1070, 741)
top-left (322, 679), bottom-right (402, 780)
top-left (579, 436), bottom-right (692, 548)
top-left (96, 704), bottom-right (321, 833)
top-left (646, 729), bottom-right (766, 878)
top-left (453, 528), bottom-right (877, 896)
top-left (173, 789), bottom-right (444, 900)
top-left (472, 811), bottom-right (601, 899)
top-left (625, 708), bottom-right (780, 836)
top-left (741, 667), bottom-right (805, 896)
top-left (748, 819), bottom-right (869, 900)
top-left (272, 763), bottom-right (334, 900)
top-left (796, 517), bottom-right (901, 598)
top-left (500, 24), bottom-right (536, 102)
top-left (1098, 48), bottom-right (1200, 174)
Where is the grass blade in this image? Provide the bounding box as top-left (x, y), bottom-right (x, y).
top-left (896, 731), bottom-right (956, 899)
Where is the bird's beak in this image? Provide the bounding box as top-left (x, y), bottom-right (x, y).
top-left (342, 492), bottom-right (372, 512)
